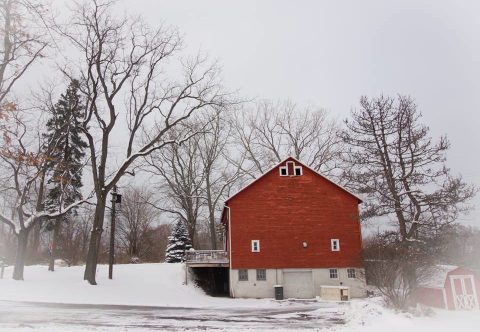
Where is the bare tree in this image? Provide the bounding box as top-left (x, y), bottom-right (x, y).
top-left (146, 113), bottom-right (243, 249)
top-left (363, 231), bottom-right (436, 310)
top-left (147, 224), bottom-right (170, 263)
top-left (146, 124), bottom-right (205, 245)
top-left (342, 95), bottom-right (476, 304)
top-left (0, 0), bottom-right (51, 263)
top-left (0, 0), bottom-right (48, 109)
top-left (49, 205), bottom-right (94, 266)
top-left (0, 111), bottom-right (89, 280)
top-left (198, 112), bottom-right (243, 249)
top-left (56, 0), bottom-right (232, 284)
top-left (341, 95), bottom-right (476, 243)
top-left (116, 186), bottom-right (158, 261)
top-left (233, 100), bottom-right (342, 179)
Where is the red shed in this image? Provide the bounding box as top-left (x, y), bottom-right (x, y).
top-left (415, 265), bottom-right (480, 310)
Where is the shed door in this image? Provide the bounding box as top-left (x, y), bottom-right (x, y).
top-left (450, 276), bottom-right (479, 310)
top-left (283, 271), bottom-right (314, 299)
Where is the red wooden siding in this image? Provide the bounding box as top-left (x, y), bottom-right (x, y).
top-left (226, 158), bottom-right (363, 270)
top-left (415, 287), bottom-right (446, 309)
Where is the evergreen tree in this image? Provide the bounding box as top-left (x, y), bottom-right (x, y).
top-left (165, 220), bottom-right (192, 263)
top-left (43, 79), bottom-right (88, 271)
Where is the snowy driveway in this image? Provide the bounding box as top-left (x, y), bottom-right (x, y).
top-left (0, 300), bottom-right (347, 331)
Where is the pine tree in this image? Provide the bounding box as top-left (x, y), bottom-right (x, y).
top-left (165, 220), bottom-right (192, 263)
top-left (43, 79), bottom-right (88, 271)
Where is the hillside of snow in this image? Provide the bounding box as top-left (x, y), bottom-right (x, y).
top-left (0, 263), bottom-right (273, 308)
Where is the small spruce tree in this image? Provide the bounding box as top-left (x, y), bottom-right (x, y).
top-left (165, 220), bottom-right (192, 263)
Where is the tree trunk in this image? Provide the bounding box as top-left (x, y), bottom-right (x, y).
top-left (208, 211), bottom-right (217, 250)
top-left (83, 198), bottom-right (106, 285)
top-left (30, 221), bottom-right (42, 262)
top-left (131, 240), bottom-right (138, 257)
top-left (13, 229), bottom-right (29, 280)
top-left (401, 241), bottom-right (418, 294)
top-left (48, 220), bottom-right (61, 272)
top-left (205, 178), bottom-right (217, 250)
top-left (30, 171), bottom-right (46, 263)
top-left (80, 223), bottom-right (89, 260)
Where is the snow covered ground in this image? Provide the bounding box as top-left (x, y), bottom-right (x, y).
top-left (0, 263), bottom-right (479, 331)
top-left (0, 263), bottom-right (269, 308)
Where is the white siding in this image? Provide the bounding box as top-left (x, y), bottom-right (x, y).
top-left (230, 268), bottom-right (367, 299)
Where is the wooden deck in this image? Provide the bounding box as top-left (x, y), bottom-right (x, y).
top-left (185, 250), bottom-right (229, 268)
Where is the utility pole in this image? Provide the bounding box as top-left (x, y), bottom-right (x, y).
top-left (108, 185), bottom-right (121, 279)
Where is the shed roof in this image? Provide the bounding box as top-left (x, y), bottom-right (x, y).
top-left (419, 265), bottom-right (458, 288)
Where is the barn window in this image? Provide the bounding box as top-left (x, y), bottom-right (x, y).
top-left (329, 269), bottom-right (338, 279)
top-left (294, 166), bottom-right (303, 176)
top-left (239, 269), bottom-right (248, 281)
top-left (251, 240), bottom-right (260, 252)
top-left (347, 268), bottom-right (356, 279)
top-left (279, 166), bottom-right (288, 176)
top-left (256, 269), bottom-right (266, 281)
top-left (331, 239), bottom-right (340, 251)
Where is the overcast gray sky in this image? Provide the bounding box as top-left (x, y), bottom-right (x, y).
top-left (32, 0), bottom-right (477, 227)
top-left (118, 0), bottom-right (480, 226)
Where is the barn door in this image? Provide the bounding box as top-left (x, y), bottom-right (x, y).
top-left (283, 271), bottom-right (314, 299)
top-left (450, 276), bottom-right (479, 310)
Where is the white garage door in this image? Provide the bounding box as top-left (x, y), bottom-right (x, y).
top-left (283, 271), bottom-right (314, 299)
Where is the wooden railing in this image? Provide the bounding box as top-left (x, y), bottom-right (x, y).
top-left (185, 250), bottom-right (229, 264)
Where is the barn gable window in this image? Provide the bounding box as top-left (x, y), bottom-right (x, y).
top-left (239, 269), bottom-right (248, 281)
top-left (294, 166), bottom-right (303, 176)
top-left (347, 268), bottom-right (356, 279)
top-left (329, 268), bottom-right (338, 279)
top-left (251, 240), bottom-right (260, 252)
top-left (256, 269), bottom-right (266, 281)
top-left (331, 239), bottom-right (340, 251)
top-left (279, 163), bottom-right (303, 176)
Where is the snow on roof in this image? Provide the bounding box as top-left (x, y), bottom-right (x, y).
top-left (419, 265), bottom-right (459, 288)
top-left (225, 156), bottom-right (363, 203)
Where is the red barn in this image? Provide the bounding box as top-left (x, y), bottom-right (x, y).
top-left (415, 265), bottom-right (480, 310)
top-left (216, 157), bottom-right (366, 299)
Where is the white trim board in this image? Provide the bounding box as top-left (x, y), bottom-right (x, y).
top-left (449, 275), bottom-right (479, 310)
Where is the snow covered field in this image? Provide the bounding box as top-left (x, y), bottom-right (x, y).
top-left (0, 263), bottom-right (479, 331)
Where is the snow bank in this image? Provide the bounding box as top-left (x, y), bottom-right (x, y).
top-left (335, 298), bottom-right (480, 332)
top-left (0, 263), bottom-right (272, 308)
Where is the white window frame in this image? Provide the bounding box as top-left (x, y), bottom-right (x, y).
top-left (294, 165), bottom-right (303, 176)
top-left (279, 166), bottom-right (288, 176)
top-left (347, 268), bottom-right (356, 279)
top-left (251, 240), bottom-right (260, 252)
top-left (331, 239), bottom-right (340, 251)
top-left (329, 268), bottom-right (338, 279)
